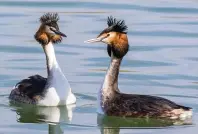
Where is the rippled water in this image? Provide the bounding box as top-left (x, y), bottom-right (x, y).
top-left (0, 0), bottom-right (198, 133)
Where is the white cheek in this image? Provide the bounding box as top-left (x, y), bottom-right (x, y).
top-left (46, 26), bottom-right (55, 34)
top-left (109, 34), bottom-right (114, 38)
top-left (102, 36), bottom-right (111, 44)
top-left (101, 38), bottom-right (107, 43)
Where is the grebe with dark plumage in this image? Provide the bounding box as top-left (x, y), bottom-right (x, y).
top-left (9, 13), bottom-right (76, 106)
top-left (84, 16), bottom-right (192, 120)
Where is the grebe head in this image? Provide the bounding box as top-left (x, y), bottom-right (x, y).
top-left (35, 13), bottom-right (66, 45)
top-left (85, 16), bottom-right (129, 58)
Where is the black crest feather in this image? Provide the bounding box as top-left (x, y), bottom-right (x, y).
top-left (40, 13), bottom-right (59, 24)
top-left (107, 16), bottom-right (128, 33)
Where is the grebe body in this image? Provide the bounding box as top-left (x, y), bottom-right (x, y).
top-left (84, 16), bottom-right (192, 120)
top-left (9, 13), bottom-right (76, 106)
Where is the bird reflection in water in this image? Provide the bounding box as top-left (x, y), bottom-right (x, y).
top-left (10, 102), bottom-right (75, 134)
top-left (97, 114), bottom-right (192, 134)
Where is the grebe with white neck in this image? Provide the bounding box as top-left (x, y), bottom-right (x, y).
top-left (84, 16), bottom-right (192, 120)
top-left (9, 13), bottom-right (76, 106)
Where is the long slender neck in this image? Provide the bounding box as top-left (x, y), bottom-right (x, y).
top-left (41, 41), bottom-right (73, 105)
top-left (97, 52), bottom-right (122, 114)
top-left (102, 53), bottom-right (122, 95)
top-left (43, 41), bottom-right (59, 76)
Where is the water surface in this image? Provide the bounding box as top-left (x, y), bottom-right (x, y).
top-left (0, 0), bottom-right (198, 134)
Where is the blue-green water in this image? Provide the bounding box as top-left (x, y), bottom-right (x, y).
top-left (0, 0), bottom-right (198, 133)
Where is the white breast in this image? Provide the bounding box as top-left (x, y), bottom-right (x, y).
top-left (37, 59), bottom-right (76, 106)
top-left (97, 88), bottom-right (104, 115)
top-left (38, 87), bottom-right (61, 106)
top-left (38, 42), bottom-right (76, 106)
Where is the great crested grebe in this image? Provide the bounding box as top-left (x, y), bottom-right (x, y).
top-left (9, 13), bottom-right (76, 106)
top-left (84, 16), bottom-right (192, 120)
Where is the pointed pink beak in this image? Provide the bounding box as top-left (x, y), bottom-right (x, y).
top-left (84, 37), bottom-right (102, 43)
